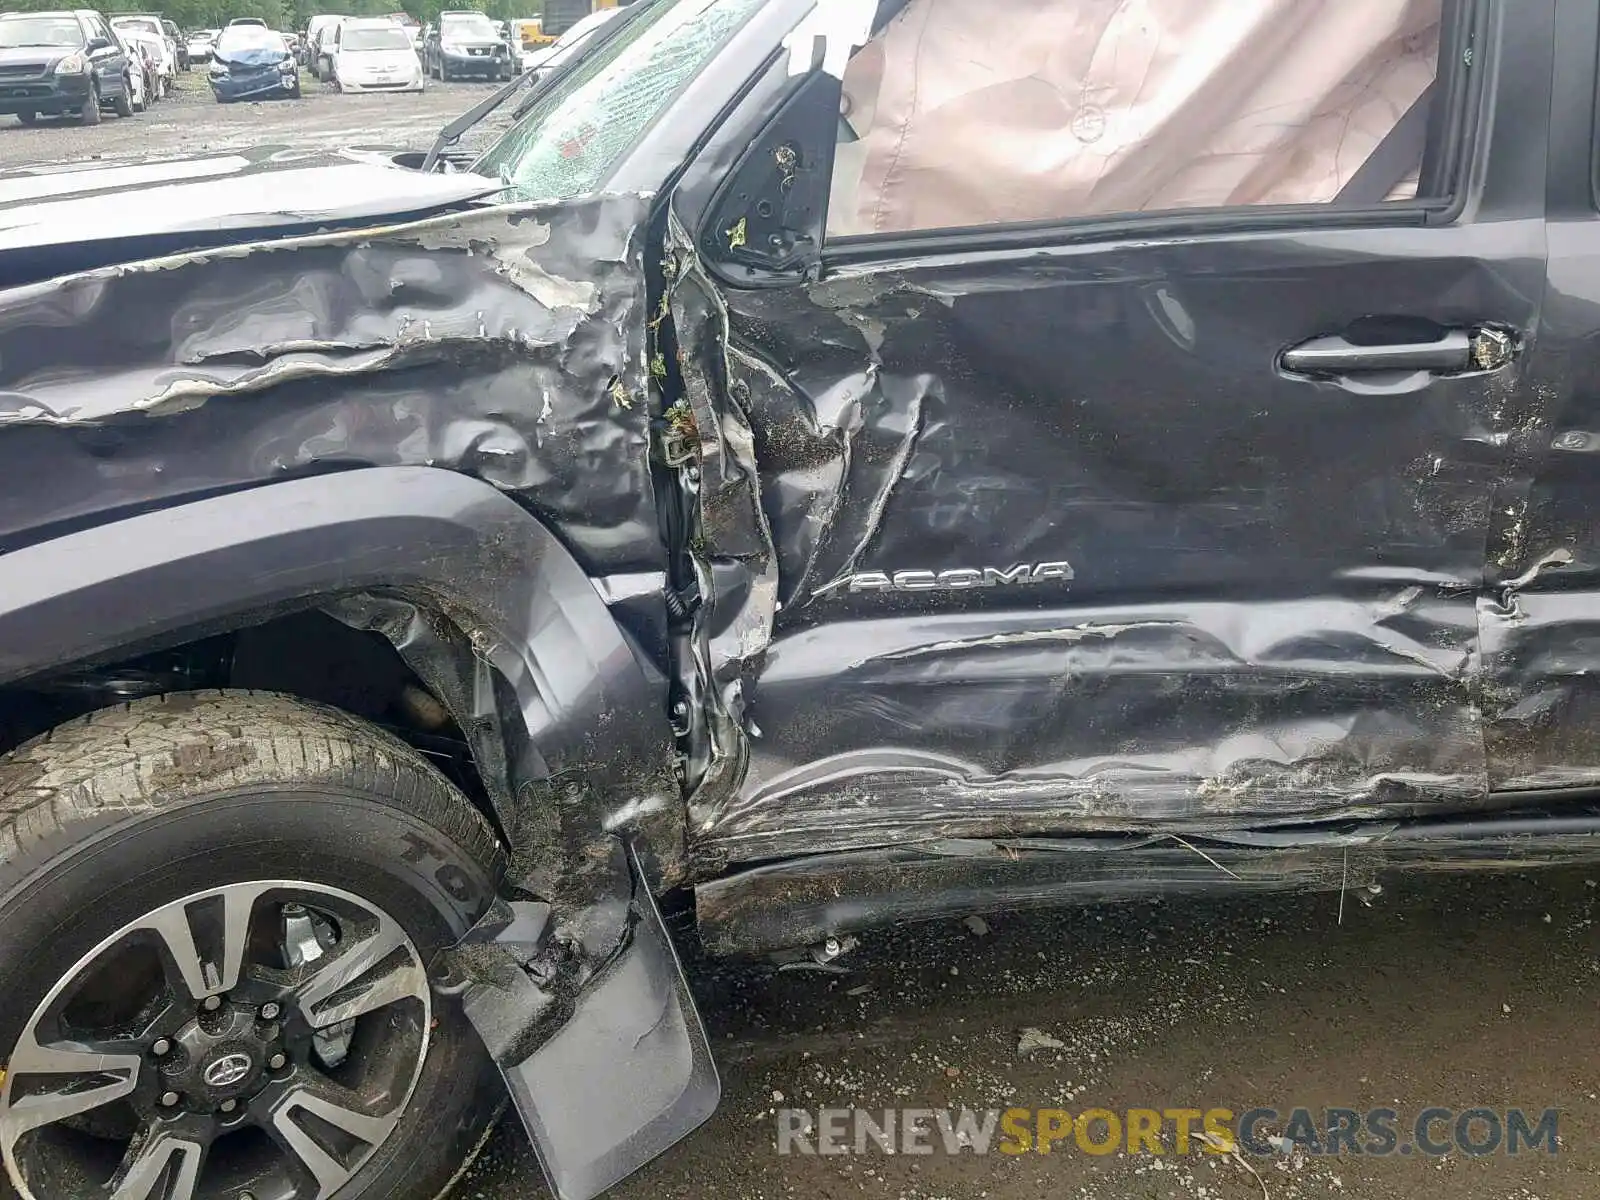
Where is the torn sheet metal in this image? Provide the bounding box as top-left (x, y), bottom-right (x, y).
top-left (661, 213), bottom-right (779, 818)
top-left (0, 193), bottom-right (662, 577)
top-left (676, 211), bottom-right (1546, 864)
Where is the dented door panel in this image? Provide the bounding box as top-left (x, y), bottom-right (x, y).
top-left (655, 0), bottom-right (1558, 862)
top-left (1480, 234), bottom-right (1600, 790)
top-left (678, 227), bottom-right (1546, 862)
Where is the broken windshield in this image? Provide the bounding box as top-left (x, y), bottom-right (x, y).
top-left (472, 0), bottom-right (764, 203)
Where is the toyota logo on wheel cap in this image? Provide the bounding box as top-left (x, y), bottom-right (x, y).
top-left (202, 1052), bottom-right (254, 1089)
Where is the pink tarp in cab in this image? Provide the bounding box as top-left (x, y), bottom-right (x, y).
top-left (829, 0), bottom-right (1442, 236)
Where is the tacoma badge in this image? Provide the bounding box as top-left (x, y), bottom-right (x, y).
top-left (816, 562), bottom-right (1074, 596)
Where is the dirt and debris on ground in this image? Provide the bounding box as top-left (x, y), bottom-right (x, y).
top-left (0, 73), bottom-right (501, 168)
top-left (461, 868), bottom-right (1600, 1199)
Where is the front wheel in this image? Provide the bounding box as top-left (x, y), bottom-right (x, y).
top-left (77, 87), bottom-right (100, 125)
top-left (0, 691), bottom-right (506, 1200)
top-left (113, 76), bottom-right (134, 116)
top-left (15, 110), bottom-right (35, 124)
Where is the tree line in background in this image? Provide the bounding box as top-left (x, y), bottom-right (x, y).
top-left (0, 0), bottom-right (552, 31)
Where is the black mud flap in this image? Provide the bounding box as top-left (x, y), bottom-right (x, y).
top-left (453, 846), bottom-right (720, 1200)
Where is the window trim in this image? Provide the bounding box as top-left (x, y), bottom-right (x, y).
top-left (821, 0), bottom-right (1491, 269)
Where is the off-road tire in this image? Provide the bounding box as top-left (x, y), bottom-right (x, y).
top-left (0, 690), bottom-right (507, 1200)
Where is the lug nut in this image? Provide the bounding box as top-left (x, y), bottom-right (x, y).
top-left (201, 995), bottom-right (223, 1012)
top-left (151, 1038), bottom-right (172, 1056)
top-left (219, 1099), bottom-right (238, 1114)
top-left (268, 1053), bottom-right (287, 1070)
top-left (160, 1091), bottom-right (180, 1107)
top-left (260, 1002), bottom-right (280, 1021)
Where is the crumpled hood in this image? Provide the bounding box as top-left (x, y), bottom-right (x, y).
top-left (0, 151), bottom-right (505, 251)
top-left (213, 44), bottom-right (288, 67)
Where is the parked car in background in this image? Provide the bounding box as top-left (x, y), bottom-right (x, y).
top-left (392, 14), bottom-right (421, 47)
top-left (185, 27), bottom-right (217, 63)
top-left (493, 19), bottom-right (522, 73)
top-left (0, 9), bottom-right (134, 125)
top-left (304, 12), bottom-right (344, 58)
top-left (123, 39), bottom-right (151, 108)
top-left (424, 10), bottom-right (511, 81)
top-left (208, 20), bottom-right (299, 102)
top-left (309, 15), bottom-right (344, 79)
top-left (108, 14), bottom-right (174, 88)
top-left (161, 17), bottom-right (185, 68)
top-left (518, 5), bottom-right (618, 76)
top-left (117, 24), bottom-right (168, 104)
top-left (328, 16), bottom-right (421, 93)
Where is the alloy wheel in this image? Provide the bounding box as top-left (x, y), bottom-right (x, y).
top-left (0, 881), bottom-right (433, 1200)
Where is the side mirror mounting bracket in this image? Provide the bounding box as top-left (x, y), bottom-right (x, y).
top-left (699, 69), bottom-right (840, 287)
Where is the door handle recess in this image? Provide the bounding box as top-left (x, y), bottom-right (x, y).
top-left (1280, 329), bottom-right (1472, 375)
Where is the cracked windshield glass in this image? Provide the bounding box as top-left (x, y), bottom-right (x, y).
top-left (471, 0), bottom-right (764, 199)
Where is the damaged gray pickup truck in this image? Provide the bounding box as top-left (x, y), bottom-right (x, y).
top-left (0, 0), bottom-right (1594, 1196)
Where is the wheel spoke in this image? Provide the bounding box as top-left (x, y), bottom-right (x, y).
top-left (5, 880), bottom-right (429, 1195)
top-left (107, 1128), bottom-right (205, 1200)
top-left (140, 884), bottom-right (261, 1001)
top-left (269, 1083), bottom-right (400, 1200)
top-left (292, 916), bottom-right (424, 1029)
top-left (0, 1029), bottom-right (141, 1139)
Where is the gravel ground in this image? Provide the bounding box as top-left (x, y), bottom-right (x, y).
top-left (458, 867), bottom-right (1600, 1200)
top-left (7, 74), bottom-right (1599, 1200)
top-left (0, 70), bottom-right (496, 167)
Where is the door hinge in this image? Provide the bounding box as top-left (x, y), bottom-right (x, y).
top-left (1469, 327), bottom-right (1516, 371)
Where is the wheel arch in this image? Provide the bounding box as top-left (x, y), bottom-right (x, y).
top-left (0, 466), bottom-right (682, 904)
